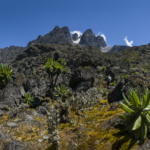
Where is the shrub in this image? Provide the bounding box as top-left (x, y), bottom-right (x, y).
top-left (110, 82), bottom-right (116, 86)
top-left (0, 63), bottom-right (14, 85)
top-left (143, 67), bottom-right (147, 73)
top-left (57, 58), bottom-right (66, 65)
top-left (122, 74), bottom-right (128, 79)
top-left (96, 87), bottom-right (100, 92)
top-left (127, 59), bottom-right (130, 63)
top-left (102, 66), bottom-right (106, 71)
top-left (21, 92), bottom-right (34, 106)
top-left (103, 90), bottom-right (108, 96)
top-left (119, 88), bottom-right (150, 141)
top-left (132, 64), bottom-right (136, 67)
top-left (54, 84), bottom-right (69, 101)
top-left (134, 72), bottom-right (138, 75)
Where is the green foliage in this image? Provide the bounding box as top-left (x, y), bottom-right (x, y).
top-left (132, 64), bottom-right (136, 67)
top-left (21, 92), bottom-right (34, 106)
top-left (57, 58), bottom-right (66, 65)
top-left (119, 88), bottom-right (150, 141)
top-left (122, 74), bottom-right (128, 79)
top-left (134, 72), bottom-right (138, 75)
top-left (96, 87), bottom-right (100, 92)
top-left (110, 82), bottom-right (116, 86)
top-left (127, 59), bottom-right (130, 63)
top-left (0, 63), bottom-right (14, 85)
top-left (44, 58), bottom-right (68, 74)
top-left (103, 90), bottom-right (108, 96)
top-left (143, 67), bottom-right (147, 73)
top-left (102, 66), bottom-right (106, 71)
top-left (54, 84), bottom-right (69, 99)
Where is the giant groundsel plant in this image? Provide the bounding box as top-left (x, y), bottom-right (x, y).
top-left (0, 63), bottom-right (14, 85)
top-left (119, 88), bottom-right (150, 141)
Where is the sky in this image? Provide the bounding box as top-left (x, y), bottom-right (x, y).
top-left (0, 0), bottom-right (150, 49)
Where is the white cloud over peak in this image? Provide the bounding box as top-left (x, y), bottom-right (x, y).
top-left (100, 34), bottom-right (106, 42)
top-left (95, 32), bottom-right (106, 42)
top-left (124, 36), bottom-right (133, 47)
top-left (96, 32), bottom-right (101, 36)
top-left (70, 31), bottom-right (83, 37)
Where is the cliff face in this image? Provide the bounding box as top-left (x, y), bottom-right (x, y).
top-left (0, 46), bottom-right (26, 64)
top-left (79, 29), bottom-right (107, 48)
top-left (27, 26), bottom-right (73, 47)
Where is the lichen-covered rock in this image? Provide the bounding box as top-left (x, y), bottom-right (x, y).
top-left (0, 84), bottom-right (23, 108)
top-left (7, 122), bottom-right (18, 128)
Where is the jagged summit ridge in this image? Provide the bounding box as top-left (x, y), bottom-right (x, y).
top-left (79, 29), bottom-right (107, 48)
top-left (27, 26), bottom-right (73, 47)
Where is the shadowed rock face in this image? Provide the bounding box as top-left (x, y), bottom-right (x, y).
top-left (72, 33), bottom-right (79, 41)
top-left (27, 26), bottom-right (73, 47)
top-left (79, 29), bottom-right (107, 48)
top-left (109, 45), bottom-right (131, 53)
top-left (0, 46), bottom-right (26, 64)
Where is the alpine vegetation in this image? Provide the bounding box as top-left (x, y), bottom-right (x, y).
top-left (119, 88), bottom-right (150, 141)
top-left (0, 63), bottom-right (14, 85)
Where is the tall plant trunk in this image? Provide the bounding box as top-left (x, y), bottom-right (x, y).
top-left (49, 72), bottom-right (54, 103)
top-left (54, 73), bottom-right (59, 87)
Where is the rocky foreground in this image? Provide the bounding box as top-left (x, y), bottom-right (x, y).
top-left (0, 43), bottom-right (150, 149)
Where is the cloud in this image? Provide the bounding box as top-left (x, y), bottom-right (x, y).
top-left (124, 36), bottom-right (133, 47)
top-left (100, 34), bottom-right (106, 42)
top-left (95, 32), bottom-right (106, 42)
top-left (96, 32), bottom-right (101, 36)
top-left (70, 31), bottom-right (83, 37)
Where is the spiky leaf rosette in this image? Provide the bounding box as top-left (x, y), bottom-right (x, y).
top-left (54, 84), bottom-right (69, 98)
top-left (119, 88), bottom-right (150, 141)
top-left (22, 92), bottom-right (34, 106)
top-left (0, 63), bottom-right (14, 85)
top-left (44, 58), bottom-right (68, 75)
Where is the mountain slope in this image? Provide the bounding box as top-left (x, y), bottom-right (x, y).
top-left (27, 26), bottom-right (73, 47)
top-left (0, 46), bottom-right (26, 64)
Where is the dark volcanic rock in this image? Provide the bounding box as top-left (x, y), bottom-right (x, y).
top-left (79, 29), bottom-right (107, 48)
top-left (72, 33), bottom-right (79, 41)
top-left (108, 75), bottom-right (150, 103)
top-left (0, 84), bottom-right (24, 108)
top-left (27, 26), bottom-right (73, 47)
top-left (69, 67), bottom-right (95, 92)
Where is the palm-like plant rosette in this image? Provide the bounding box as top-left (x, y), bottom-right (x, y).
top-left (22, 92), bottom-right (34, 106)
top-left (44, 58), bottom-right (68, 74)
top-left (54, 84), bottom-right (69, 98)
top-left (0, 63), bottom-right (14, 85)
top-left (119, 88), bottom-right (150, 141)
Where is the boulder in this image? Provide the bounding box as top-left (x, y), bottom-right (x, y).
top-left (0, 84), bottom-right (24, 108)
top-left (69, 67), bottom-right (95, 92)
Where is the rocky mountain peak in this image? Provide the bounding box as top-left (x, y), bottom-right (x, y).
top-left (72, 33), bottom-right (79, 41)
top-left (27, 26), bottom-right (73, 47)
top-left (79, 29), bottom-right (107, 48)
